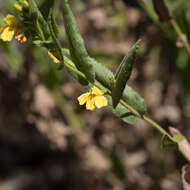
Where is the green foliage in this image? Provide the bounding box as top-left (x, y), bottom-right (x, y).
top-left (112, 40), bottom-right (141, 108)
top-left (62, 49), bottom-right (146, 124)
top-left (162, 135), bottom-right (177, 147)
top-left (28, 0), bottom-right (50, 39)
top-left (92, 58), bottom-right (115, 90)
top-left (122, 85), bottom-right (146, 115)
top-left (92, 57), bottom-right (146, 115)
top-left (39, 0), bottom-right (56, 19)
top-left (25, 0), bottom-right (147, 121)
top-left (106, 95), bottom-right (137, 124)
top-left (48, 9), bottom-right (64, 69)
top-left (49, 12), bottom-right (59, 39)
top-left (62, 0), bottom-right (95, 82)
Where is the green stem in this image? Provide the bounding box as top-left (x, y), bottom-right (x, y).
top-left (36, 20), bottom-right (45, 41)
top-left (47, 10), bottom-right (64, 67)
top-left (143, 115), bottom-right (172, 138)
top-left (170, 19), bottom-right (190, 56)
top-left (120, 99), bottom-right (141, 118)
top-left (64, 56), bottom-right (86, 78)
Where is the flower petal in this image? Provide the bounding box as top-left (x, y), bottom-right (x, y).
top-left (23, 1), bottom-right (29, 8)
top-left (94, 96), bottom-right (108, 108)
top-left (90, 86), bottom-right (103, 96)
top-left (14, 3), bottom-right (23, 11)
top-left (78, 93), bottom-right (90, 105)
top-left (4, 14), bottom-right (17, 26)
top-left (0, 25), bottom-right (14, 41)
top-left (48, 51), bottom-right (60, 63)
top-left (86, 98), bottom-right (95, 110)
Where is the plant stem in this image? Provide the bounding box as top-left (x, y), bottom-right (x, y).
top-left (64, 56), bottom-right (86, 78)
top-left (170, 19), bottom-right (190, 56)
top-left (143, 116), bottom-right (171, 137)
top-left (120, 99), bottom-right (172, 139)
top-left (36, 20), bottom-right (45, 41)
top-left (120, 99), bottom-right (141, 118)
top-left (47, 11), bottom-right (64, 67)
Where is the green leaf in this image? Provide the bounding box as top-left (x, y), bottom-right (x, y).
top-left (161, 134), bottom-right (184, 148)
top-left (62, 0), bottom-right (95, 82)
top-left (62, 48), bottom-right (89, 85)
top-left (106, 95), bottom-right (137, 124)
top-left (172, 134), bottom-right (184, 143)
top-left (50, 12), bottom-right (59, 38)
top-left (40, 0), bottom-right (56, 19)
top-left (122, 85), bottom-right (147, 115)
top-left (32, 40), bottom-right (52, 46)
top-left (162, 135), bottom-right (177, 147)
top-left (91, 57), bottom-right (115, 90)
top-left (112, 40), bottom-right (141, 108)
top-left (28, 0), bottom-right (50, 39)
top-left (48, 9), bottom-right (64, 69)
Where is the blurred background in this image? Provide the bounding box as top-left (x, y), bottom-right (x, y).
top-left (0, 0), bottom-right (190, 189)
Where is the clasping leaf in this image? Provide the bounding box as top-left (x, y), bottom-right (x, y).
top-left (112, 40), bottom-right (141, 108)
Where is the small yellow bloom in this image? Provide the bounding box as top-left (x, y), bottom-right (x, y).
top-left (23, 0), bottom-right (29, 8)
top-left (0, 14), bottom-right (27, 43)
top-left (0, 14), bottom-right (17, 41)
top-left (14, 3), bottom-right (23, 11)
top-left (78, 86), bottom-right (108, 110)
top-left (14, 1), bottom-right (29, 11)
top-left (48, 51), bottom-right (60, 64)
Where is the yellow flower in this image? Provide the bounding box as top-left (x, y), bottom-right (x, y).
top-left (48, 51), bottom-right (60, 64)
top-left (23, 0), bottom-right (29, 8)
top-left (14, 1), bottom-right (29, 11)
top-left (14, 3), bottom-right (23, 11)
top-left (78, 86), bottom-right (108, 110)
top-left (0, 14), bottom-right (27, 43)
top-left (0, 14), bottom-right (17, 41)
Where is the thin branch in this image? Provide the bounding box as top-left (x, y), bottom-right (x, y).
top-left (170, 19), bottom-right (190, 56)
